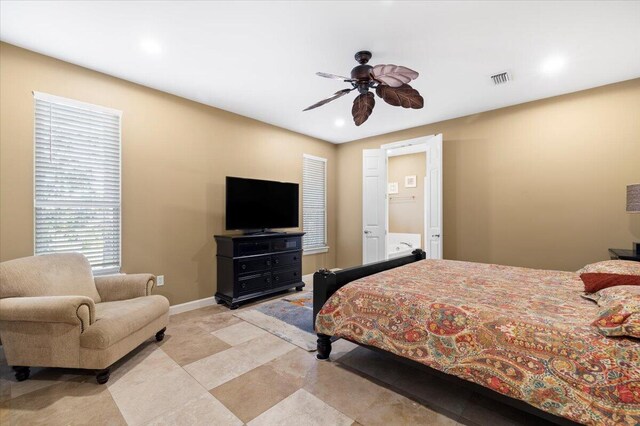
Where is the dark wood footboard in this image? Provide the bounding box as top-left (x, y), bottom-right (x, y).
top-left (312, 249), bottom-right (426, 331)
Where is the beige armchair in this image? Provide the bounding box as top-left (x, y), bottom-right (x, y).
top-left (0, 253), bottom-right (169, 384)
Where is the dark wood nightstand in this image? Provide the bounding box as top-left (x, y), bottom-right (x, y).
top-left (608, 248), bottom-right (640, 262)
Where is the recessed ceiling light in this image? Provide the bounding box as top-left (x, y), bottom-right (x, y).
top-left (139, 38), bottom-right (162, 55)
top-left (540, 55), bottom-right (566, 75)
top-left (334, 118), bottom-right (345, 127)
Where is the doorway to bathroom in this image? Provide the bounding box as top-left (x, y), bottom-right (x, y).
top-left (362, 134), bottom-right (442, 264)
top-left (387, 148), bottom-right (426, 260)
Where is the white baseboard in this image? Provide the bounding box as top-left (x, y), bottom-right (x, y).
top-left (169, 296), bottom-right (218, 316)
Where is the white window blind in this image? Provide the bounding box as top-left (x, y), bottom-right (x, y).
top-left (34, 92), bottom-right (122, 275)
top-left (302, 154), bottom-right (328, 254)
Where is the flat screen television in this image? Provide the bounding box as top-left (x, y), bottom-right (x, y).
top-left (225, 177), bottom-right (299, 231)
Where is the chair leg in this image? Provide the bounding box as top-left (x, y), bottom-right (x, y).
top-left (316, 334), bottom-right (332, 360)
top-left (13, 366), bottom-right (30, 382)
top-left (96, 367), bottom-right (110, 385)
top-left (155, 327), bottom-right (167, 342)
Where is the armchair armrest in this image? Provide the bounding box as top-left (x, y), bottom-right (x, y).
top-left (0, 296), bottom-right (95, 332)
top-left (94, 274), bottom-right (156, 302)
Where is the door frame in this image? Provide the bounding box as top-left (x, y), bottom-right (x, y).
top-left (379, 133), bottom-right (442, 259)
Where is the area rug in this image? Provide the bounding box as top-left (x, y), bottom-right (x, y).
top-left (233, 292), bottom-right (324, 351)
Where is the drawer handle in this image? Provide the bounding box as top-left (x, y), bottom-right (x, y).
top-left (274, 259), bottom-right (279, 264)
top-left (241, 283), bottom-right (246, 289)
top-left (241, 264), bottom-right (247, 270)
top-left (266, 260), bottom-right (271, 266)
top-left (275, 276), bottom-right (280, 282)
top-left (293, 257), bottom-right (297, 261)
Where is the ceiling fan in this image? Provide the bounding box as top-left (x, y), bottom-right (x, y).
top-left (303, 51), bottom-right (424, 126)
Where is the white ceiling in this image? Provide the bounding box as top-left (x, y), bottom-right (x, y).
top-left (1, 1), bottom-right (639, 144)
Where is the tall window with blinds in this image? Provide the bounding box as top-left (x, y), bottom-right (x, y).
top-left (302, 154), bottom-right (328, 254)
top-left (34, 92), bottom-right (122, 275)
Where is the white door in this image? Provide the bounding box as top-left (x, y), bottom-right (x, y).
top-left (424, 134), bottom-right (443, 259)
top-left (362, 149), bottom-right (387, 264)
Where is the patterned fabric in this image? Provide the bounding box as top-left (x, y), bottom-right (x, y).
top-left (594, 309), bottom-right (640, 338)
top-left (316, 260), bottom-right (640, 425)
top-left (592, 286), bottom-right (640, 339)
top-left (578, 260), bottom-right (640, 276)
top-left (595, 285), bottom-right (640, 302)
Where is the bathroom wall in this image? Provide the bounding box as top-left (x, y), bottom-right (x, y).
top-left (388, 152), bottom-right (426, 241)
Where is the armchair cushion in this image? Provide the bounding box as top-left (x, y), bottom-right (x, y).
top-left (80, 295), bottom-right (169, 350)
top-left (0, 295), bottom-right (95, 332)
top-left (94, 274), bottom-right (155, 302)
top-left (0, 253), bottom-right (101, 302)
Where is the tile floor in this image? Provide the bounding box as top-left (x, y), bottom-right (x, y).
top-left (0, 276), bottom-right (554, 426)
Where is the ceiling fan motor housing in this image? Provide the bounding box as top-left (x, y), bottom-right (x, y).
top-left (352, 51), bottom-right (374, 93)
top-left (352, 65), bottom-right (373, 93)
top-left (351, 64), bottom-right (372, 81)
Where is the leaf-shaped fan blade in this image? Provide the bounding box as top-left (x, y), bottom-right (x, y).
top-left (316, 72), bottom-right (354, 81)
top-left (371, 64), bottom-right (419, 88)
top-left (376, 84), bottom-right (424, 109)
top-left (303, 88), bottom-right (354, 111)
top-left (352, 92), bottom-right (375, 126)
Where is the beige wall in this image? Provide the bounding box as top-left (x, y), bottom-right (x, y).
top-left (2, 43), bottom-right (640, 304)
top-left (0, 43), bottom-right (337, 305)
top-left (388, 153), bottom-right (425, 237)
top-left (337, 79), bottom-right (640, 271)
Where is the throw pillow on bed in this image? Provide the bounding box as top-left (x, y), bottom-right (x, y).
top-left (577, 260), bottom-right (640, 293)
top-left (591, 286), bottom-right (640, 339)
top-left (592, 305), bottom-right (640, 339)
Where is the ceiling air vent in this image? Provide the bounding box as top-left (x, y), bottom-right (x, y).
top-left (490, 72), bottom-right (511, 85)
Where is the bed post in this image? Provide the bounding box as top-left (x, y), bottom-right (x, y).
top-left (314, 268), bottom-right (336, 360)
top-left (413, 248), bottom-right (427, 260)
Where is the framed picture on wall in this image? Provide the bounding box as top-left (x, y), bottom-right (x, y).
top-left (388, 182), bottom-right (399, 194)
top-left (405, 175), bottom-right (417, 188)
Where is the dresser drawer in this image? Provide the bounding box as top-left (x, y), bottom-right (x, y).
top-left (236, 255), bottom-right (271, 275)
top-left (237, 240), bottom-right (270, 256)
top-left (272, 267), bottom-right (301, 286)
top-left (271, 237), bottom-right (301, 252)
top-left (237, 273), bottom-right (271, 295)
top-left (271, 251), bottom-right (301, 268)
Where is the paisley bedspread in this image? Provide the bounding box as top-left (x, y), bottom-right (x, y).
top-left (315, 260), bottom-right (640, 425)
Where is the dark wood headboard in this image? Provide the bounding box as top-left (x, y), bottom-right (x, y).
top-left (312, 249), bottom-right (426, 330)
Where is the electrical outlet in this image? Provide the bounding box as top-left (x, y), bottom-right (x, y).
top-left (156, 275), bottom-right (165, 287)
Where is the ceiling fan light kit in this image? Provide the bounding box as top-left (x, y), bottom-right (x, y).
top-left (304, 51), bottom-right (424, 126)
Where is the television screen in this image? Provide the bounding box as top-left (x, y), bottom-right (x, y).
top-left (225, 177), bottom-right (299, 230)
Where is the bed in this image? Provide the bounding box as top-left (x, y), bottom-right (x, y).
top-left (313, 250), bottom-right (640, 426)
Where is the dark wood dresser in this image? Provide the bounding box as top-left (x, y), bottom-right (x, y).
top-left (214, 232), bottom-right (305, 309)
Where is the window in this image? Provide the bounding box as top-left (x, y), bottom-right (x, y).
top-left (34, 92), bottom-right (122, 275)
top-left (302, 154), bottom-right (328, 254)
